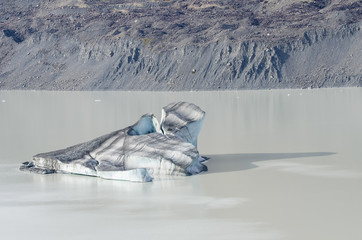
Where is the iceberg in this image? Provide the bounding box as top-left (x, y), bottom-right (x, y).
top-left (20, 102), bottom-right (208, 182)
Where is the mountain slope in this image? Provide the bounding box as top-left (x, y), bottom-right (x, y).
top-left (0, 0), bottom-right (361, 90)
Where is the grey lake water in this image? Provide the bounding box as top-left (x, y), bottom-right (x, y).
top-left (0, 88), bottom-right (362, 240)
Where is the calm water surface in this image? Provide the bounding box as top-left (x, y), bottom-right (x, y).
top-left (0, 88), bottom-right (361, 240)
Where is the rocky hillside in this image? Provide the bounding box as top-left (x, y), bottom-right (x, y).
top-left (0, 0), bottom-right (361, 90)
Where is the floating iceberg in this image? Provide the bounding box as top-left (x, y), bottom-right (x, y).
top-left (20, 102), bottom-right (208, 182)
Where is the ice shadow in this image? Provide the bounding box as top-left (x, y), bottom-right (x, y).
top-left (203, 152), bottom-right (336, 174)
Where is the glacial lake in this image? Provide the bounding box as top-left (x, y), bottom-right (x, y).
top-left (1, 88), bottom-right (362, 240)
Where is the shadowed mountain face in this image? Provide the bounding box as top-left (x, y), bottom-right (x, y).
top-left (0, 0), bottom-right (361, 90)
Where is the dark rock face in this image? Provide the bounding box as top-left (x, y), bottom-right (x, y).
top-left (0, 0), bottom-right (361, 90)
top-left (3, 29), bottom-right (24, 43)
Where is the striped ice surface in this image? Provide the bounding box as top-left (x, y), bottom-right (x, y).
top-left (20, 102), bottom-right (207, 182)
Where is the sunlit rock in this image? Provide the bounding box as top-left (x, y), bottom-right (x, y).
top-left (20, 102), bottom-right (208, 182)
